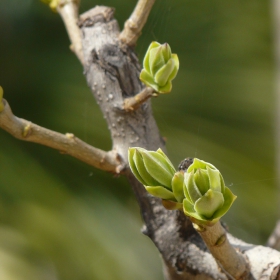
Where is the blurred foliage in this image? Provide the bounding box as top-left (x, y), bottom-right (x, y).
top-left (0, 0), bottom-right (277, 279)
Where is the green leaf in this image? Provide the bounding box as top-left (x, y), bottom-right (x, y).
top-left (161, 43), bottom-right (172, 63)
top-left (154, 59), bottom-right (175, 87)
top-left (133, 149), bottom-right (159, 186)
top-left (168, 54), bottom-right (179, 81)
top-left (184, 171), bottom-right (202, 203)
top-left (149, 47), bottom-right (165, 76)
top-left (194, 168), bottom-right (210, 195)
top-left (128, 148), bottom-right (147, 185)
top-left (212, 187), bottom-right (237, 219)
top-left (172, 172), bottom-right (185, 202)
top-left (207, 166), bottom-right (221, 192)
top-left (194, 189), bottom-right (224, 219)
top-left (156, 148), bottom-right (176, 174)
top-left (183, 198), bottom-right (204, 221)
top-left (143, 42), bottom-right (160, 74)
top-left (158, 81), bottom-right (172, 93)
top-left (145, 186), bottom-right (176, 200)
top-left (187, 158), bottom-right (207, 172)
top-left (187, 158), bottom-right (216, 173)
top-left (141, 151), bottom-right (175, 189)
top-left (139, 69), bottom-right (158, 91)
top-left (183, 199), bottom-right (222, 226)
top-left (219, 173), bottom-right (226, 194)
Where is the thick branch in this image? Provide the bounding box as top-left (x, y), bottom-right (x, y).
top-left (57, 0), bottom-right (84, 64)
top-left (119, 0), bottom-right (156, 47)
top-left (0, 99), bottom-right (121, 173)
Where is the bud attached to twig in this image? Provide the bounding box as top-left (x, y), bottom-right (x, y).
top-left (41, 0), bottom-right (60, 12)
top-left (0, 86), bottom-right (4, 112)
top-left (183, 158), bottom-right (236, 225)
top-left (128, 147), bottom-right (176, 200)
top-left (140, 42), bottom-right (179, 94)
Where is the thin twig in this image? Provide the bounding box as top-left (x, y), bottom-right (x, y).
top-left (119, 0), bottom-right (156, 47)
top-left (0, 99), bottom-right (122, 173)
top-left (194, 221), bottom-right (249, 279)
top-left (123, 87), bottom-right (154, 111)
top-left (57, 0), bottom-right (84, 64)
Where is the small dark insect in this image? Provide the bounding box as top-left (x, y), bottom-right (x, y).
top-left (178, 157), bottom-right (193, 172)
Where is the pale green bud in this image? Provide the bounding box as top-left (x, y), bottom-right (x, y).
top-left (140, 42), bottom-right (179, 94)
top-left (183, 158), bottom-right (236, 225)
top-left (0, 86), bottom-right (4, 112)
top-left (41, 0), bottom-right (59, 12)
top-left (128, 147), bottom-right (176, 200)
top-left (171, 171), bottom-right (185, 203)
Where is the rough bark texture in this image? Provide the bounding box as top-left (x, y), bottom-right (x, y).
top-left (79, 6), bottom-right (280, 280)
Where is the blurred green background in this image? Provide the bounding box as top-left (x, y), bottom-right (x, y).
top-left (0, 0), bottom-right (277, 279)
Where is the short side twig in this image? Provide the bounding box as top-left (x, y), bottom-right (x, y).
top-left (195, 221), bottom-right (249, 279)
top-left (57, 0), bottom-right (84, 64)
top-left (123, 87), bottom-right (154, 111)
top-left (119, 0), bottom-right (156, 47)
top-left (267, 220), bottom-right (280, 249)
top-left (0, 99), bottom-right (121, 173)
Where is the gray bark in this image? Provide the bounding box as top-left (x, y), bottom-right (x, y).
top-left (79, 6), bottom-right (280, 280)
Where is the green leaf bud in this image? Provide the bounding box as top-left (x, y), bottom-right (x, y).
top-left (183, 158), bottom-right (236, 225)
top-left (40, 0), bottom-right (60, 12)
top-left (171, 171), bottom-right (185, 203)
top-left (128, 147), bottom-right (176, 200)
top-left (0, 86), bottom-right (4, 112)
top-left (140, 42), bottom-right (179, 94)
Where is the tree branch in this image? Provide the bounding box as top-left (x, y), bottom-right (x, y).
top-left (0, 98), bottom-right (121, 173)
top-left (119, 0), bottom-right (156, 47)
top-left (123, 87), bottom-right (154, 111)
top-left (195, 222), bottom-right (249, 279)
top-left (57, 0), bottom-right (84, 64)
top-left (267, 220), bottom-right (280, 249)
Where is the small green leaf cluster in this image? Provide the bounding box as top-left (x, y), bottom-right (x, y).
top-left (140, 42), bottom-right (179, 94)
top-left (128, 147), bottom-right (236, 225)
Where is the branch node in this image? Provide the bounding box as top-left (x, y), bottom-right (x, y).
top-left (192, 223), bottom-right (206, 232)
top-left (65, 132), bottom-right (75, 139)
top-left (214, 233), bottom-right (226, 247)
top-left (23, 123), bottom-right (32, 138)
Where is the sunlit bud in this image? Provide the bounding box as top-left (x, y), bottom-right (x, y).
top-left (128, 147), bottom-right (176, 200)
top-left (183, 158), bottom-right (236, 225)
top-left (140, 42), bottom-right (179, 94)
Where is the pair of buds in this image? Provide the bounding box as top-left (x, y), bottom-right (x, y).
top-left (128, 147), bottom-right (236, 226)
